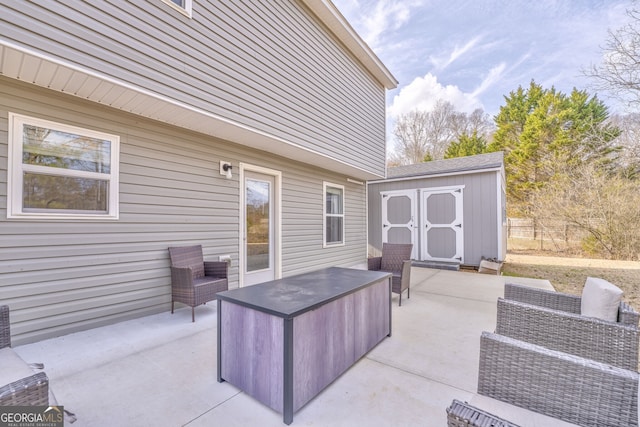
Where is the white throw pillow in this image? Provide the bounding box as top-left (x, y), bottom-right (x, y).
top-left (0, 347), bottom-right (37, 386)
top-left (581, 277), bottom-right (623, 322)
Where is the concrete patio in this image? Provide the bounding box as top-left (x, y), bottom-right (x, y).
top-left (14, 268), bottom-right (579, 426)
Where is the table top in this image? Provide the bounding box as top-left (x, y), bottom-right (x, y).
top-left (216, 267), bottom-right (391, 318)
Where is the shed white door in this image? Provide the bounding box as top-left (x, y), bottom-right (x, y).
top-left (381, 190), bottom-right (418, 259)
top-left (420, 186), bottom-right (464, 263)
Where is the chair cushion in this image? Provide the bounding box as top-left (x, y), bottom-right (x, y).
top-left (0, 347), bottom-right (36, 387)
top-left (581, 277), bottom-right (623, 322)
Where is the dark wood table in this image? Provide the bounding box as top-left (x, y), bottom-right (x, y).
top-left (216, 267), bottom-right (392, 424)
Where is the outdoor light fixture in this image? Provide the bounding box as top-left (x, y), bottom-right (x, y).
top-left (220, 161), bottom-right (233, 179)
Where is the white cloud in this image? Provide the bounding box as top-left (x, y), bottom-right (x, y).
top-left (336, 0), bottom-right (632, 117)
top-left (388, 73), bottom-right (483, 118)
top-left (340, 0), bottom-right (421, 49)
top-left (364, 2), bottom-right (409, 47)
top-left (430, 35), bottom-right (483, 71)
top-left (471, 62), bottom-right (507, 98)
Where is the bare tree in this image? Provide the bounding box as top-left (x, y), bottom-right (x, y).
top-left (389, 110), bottom-right (431, 165)
top-left (426, 100), bottom-right (458, 159)
top-left (609, 113), bottom-right (640, 176)
top-left (531, 162), bottom-right (640, 260)
top-left (587, 7), bottom-right (640, 107)
top-left (390, 100), bottom-right (493, 165)
top-left (449, 108), bottom-right (494, 139)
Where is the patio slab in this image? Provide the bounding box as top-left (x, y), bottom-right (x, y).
top-left (13, 268), bottom-right (576, 426)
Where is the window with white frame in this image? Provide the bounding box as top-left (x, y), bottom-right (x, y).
top-left (162, 0), bottom-right (193, 17)
top-left (323, 182), bottom-right (345, 247)
top-left (8, 113), bottom-right (120, 220)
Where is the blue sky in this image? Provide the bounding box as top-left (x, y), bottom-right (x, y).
top-left (333, 0), bottom-right (633, 120)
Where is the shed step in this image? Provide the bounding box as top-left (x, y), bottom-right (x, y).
top-left (411, 260), bottom-right (460, 271)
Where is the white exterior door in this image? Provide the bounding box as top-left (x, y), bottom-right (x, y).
top-left (381, 189), bottom-right (418, 259)
top-left (420, 186), bottom-right (464, 263)
top-left (241, 165), bottom-right (281, 287)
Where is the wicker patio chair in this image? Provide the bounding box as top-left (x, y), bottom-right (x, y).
top-left (446, 399), bottom-right (520, 427)
top-left (0, 305), bottom-right (49, 406)
top-left (499, 283), bottom-right (639, 370)
top-left (368, 243), bottom-right (412, 306)
top-left (168, 245), bottom-right (229, 322)
top-left (478, 331), bottom-right (639, 427)
top-left (504, 283), bottom-right (639, 326)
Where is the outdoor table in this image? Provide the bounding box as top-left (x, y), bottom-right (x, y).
top-left (216, 267), bottom-right (392, 425)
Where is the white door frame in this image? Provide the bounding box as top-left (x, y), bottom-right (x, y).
top-left (239, 163), bottom-right (282, 287)
top-left (420, 185), bottom-right (464, 263)
top-left (381, 189), bottom-right (418, 259)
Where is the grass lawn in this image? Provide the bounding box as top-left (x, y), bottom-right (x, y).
top-left (502, 251), bottom-right (640, 312)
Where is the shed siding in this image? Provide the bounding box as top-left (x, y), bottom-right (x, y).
top-left (0, 0), bottom-right (386, 176)
top-left (368, 171), bottom-right (500, 266)
top-left (1, 79), bottom-right (367, 344)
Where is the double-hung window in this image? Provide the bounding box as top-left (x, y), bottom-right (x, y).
top-left (8, 113), bottom-right (120, 220)
top-left (323, 182), bottom-right (345, 247)
top-left (162, 0), bottom-right (193, 17)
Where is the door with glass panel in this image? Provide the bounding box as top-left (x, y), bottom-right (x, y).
top-left (243, 172), bottom-right (275, 286)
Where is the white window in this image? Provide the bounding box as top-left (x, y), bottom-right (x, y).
top-left (162, 0), bottom-right (193, 17)
top-left (8, 113), bottom-right (119, 220)
top-left (323, 182), bottom-right (345, 247)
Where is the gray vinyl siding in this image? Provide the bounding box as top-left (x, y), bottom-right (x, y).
top-left (0, 78), bottom-right (367, 345)
top-left (368, 171), bottom-right (500, 266)
top-left (0, 0), bottom-right (386, 177)
top-left (282, 177), bottom-right (367, 276)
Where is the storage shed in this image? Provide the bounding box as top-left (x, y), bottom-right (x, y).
top-left (367, 152), bottom-right (506, 268)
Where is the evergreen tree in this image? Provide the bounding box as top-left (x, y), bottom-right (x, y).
top-left (444, 131), bottom-right (487, 159)
top-left (487, 81), bottom-right (621, 215)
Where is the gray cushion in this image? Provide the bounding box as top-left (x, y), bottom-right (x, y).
top-left (581, 277), bottom-right (623, 322)
top-left (0, 347), bottom-right (36, 387)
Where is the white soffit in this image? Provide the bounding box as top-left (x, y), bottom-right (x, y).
top-left (0, 41), bottom-right (384, 181)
